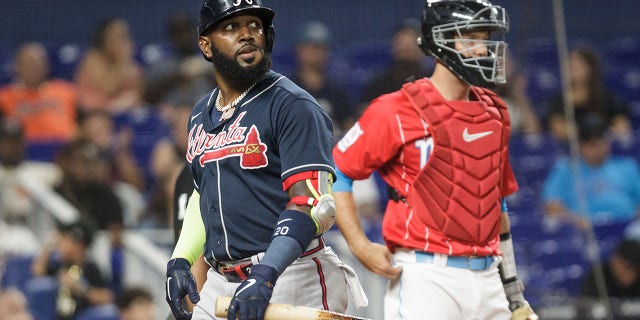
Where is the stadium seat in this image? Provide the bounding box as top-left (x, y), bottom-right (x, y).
top-left (270, 41), bottom-right (296, 78)
top-left (135, 42), bottom-right (170, 69)
top-left (24, 277), bottom-right (57, 320)
top-left (341, 39), bottom-right (392, 101)
top-left (509, 133), bottom-right (564, 193)
top-left (0, 255), bottom-right (35, 293)
top-left (44, 42), bottom-right (86, 81)
top-left (523, 38), bottom-right (559, 69)
top-left (0, 43), bottom-right (12, 85)
top-left (524, 66), bottom-right (560, 107)
top-left (113, 107), bottom-right (171, 185)
top-left (610, 128), bottom-right (640, 162)
top-left (605, 37), bottom-right (640, 68)
top-left (344, 39), bottom-right (391, 73)
top-left (604, 66), bottom-right (640, 102)
top-left (75, 304), bottom-right (120, 320)
top-left (25, 140), bottom-right (67, 163)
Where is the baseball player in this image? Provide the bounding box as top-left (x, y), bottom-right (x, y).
top-left (333, 1), bottom-right (538, 319)
top-left (165, 1), bottom-right (366, 320)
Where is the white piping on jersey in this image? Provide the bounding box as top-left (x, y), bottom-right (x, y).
top-left (191, 90), bottom-right (216, 125)
top-left (215, 159), bottom-right (233, 260)
top-left (404, 208), bottom-right (413, 241)
top-left (423, 227), bottom-right (430, 252)
top-left (419, 118), bottom-right (431, 247)
top-left (395, 114), bottom-right (409, 195)
top-left (204, 90), bottom-right (216, 118)
top-left (281, 164), bottom-right (335, 178)
top-left (238, 76), bottom-right (284, 109)
top-left (395, 114), bottom-right (412, 240)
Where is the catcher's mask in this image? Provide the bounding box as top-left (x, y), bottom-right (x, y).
top-left (418, 0), bottom-right (509, 88)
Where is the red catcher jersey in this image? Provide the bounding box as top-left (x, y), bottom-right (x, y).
top-left (333, 78), bottom-right (517, 256)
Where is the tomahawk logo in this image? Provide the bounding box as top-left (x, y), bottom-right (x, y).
top-left (187, 112), bottom-right (268, 169)
top-left (199, 125), bottom-right (268, 168)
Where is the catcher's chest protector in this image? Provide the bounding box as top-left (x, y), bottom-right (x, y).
top-left (402, 79), bottom-right (511, 244)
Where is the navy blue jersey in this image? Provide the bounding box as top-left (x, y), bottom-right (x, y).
top-left (186, 71), bottom-right (335, 262)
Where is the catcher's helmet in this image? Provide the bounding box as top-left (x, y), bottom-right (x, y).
top-left (198, 0), bottom-right (275, 53)
top-left (418, 0), bottom-right (509, 87)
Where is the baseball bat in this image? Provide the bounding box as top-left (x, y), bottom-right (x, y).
top-left (215, 296), bottom-right (371, 320)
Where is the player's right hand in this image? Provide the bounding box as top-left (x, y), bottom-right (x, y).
top-left (228, 264), bottom-right (279, 320)
top-left (353, 241), bottom-right (402, 279)
top-left (166, 258), bottom-right (200, 320)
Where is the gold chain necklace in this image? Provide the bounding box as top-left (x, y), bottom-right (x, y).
top-left (215, 83), bottom-right (257, 121)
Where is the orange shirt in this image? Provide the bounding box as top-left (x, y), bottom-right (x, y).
top-left (0, 80), bottom-right (77, 142)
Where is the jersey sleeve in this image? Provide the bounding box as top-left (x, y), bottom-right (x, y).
top-left (277, 98), bottom-right (335, 180)
top-left (333, 98), bottom-right (402, 180)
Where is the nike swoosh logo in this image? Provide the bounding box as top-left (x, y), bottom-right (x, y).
top-left (191, 112), bottom-right (202, 122)
top-left (235, 279), bottom-right (257, 296)
top-left (462, 127), bottom-right (493, 142)
top-left (166, 277), bottom-right (172, 299)
top-left (277, 218), bottom-right (293, 225)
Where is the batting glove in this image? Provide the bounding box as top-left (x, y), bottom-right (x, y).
top-left (166, 258), bottom-right (200, 320)
top-left (227, 264), bottom-right (279, 320)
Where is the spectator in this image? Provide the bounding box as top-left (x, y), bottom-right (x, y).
top-left (30, 219), bottom-right (114, 320)
top-left (0, 289), bottom-right (34, 320)
top-left (542, 114), bottom-right (640, 231)
top-left (360, 18), bottom-right (431, 105)
top-left (545, 47), bottom-right (632, 143)
top-left (144, 12), bottom-right (213, 109)
top-left (495, 49), bottom-right (541, 135)
top-left (140, 102), bottom-right (191, 229)
top-left (141, 138), bottom-right (183, 229)
top-left (0, 119), bottom-right (61, 223)
top-left (53, 139), bottom-right (125, 293)
top-left (290, 20), bottom-right (357, 136)
top-left (580, 239), bottom-right (640, 298)
top-left (75, 18), bottom-right (143, 114)
top-left (116, 287), bottom-right (157, 320)
top-left (54, 139), bottom-right (124, 232)
top-left (75, 110), bottom-right (146, 192)
top-left (0, 42), bottom-right (77, 144)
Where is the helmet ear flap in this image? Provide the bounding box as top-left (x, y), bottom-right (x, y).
top-left (265, 23), bottom-right (275, 54)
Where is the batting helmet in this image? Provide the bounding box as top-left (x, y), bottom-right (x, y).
top-left (198, 0), bottom-right (275, 53)
top-left (418, 0), bottom-right (509, 87)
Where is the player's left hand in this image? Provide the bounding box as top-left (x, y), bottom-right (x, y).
top-left (227, 264), bottom-right (279, 320)
top-left (166, 258), bottom-right (200, 320)
top-left (511, 303), bottom-right (539, 320)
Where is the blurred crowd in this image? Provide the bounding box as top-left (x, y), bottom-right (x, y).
top-left (0, 11), bottom-right (639, 320)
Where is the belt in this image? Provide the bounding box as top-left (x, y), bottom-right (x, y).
top-left (210, 237), bottom-right (325, 282)
top-left (415, 251), bottom-right (495, 271)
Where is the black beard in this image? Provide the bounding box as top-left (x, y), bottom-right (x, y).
top-left (211, 44), bottom-right (271, 90)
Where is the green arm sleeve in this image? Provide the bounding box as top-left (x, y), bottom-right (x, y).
top-left (171, 189), bottom-right (205, 265)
